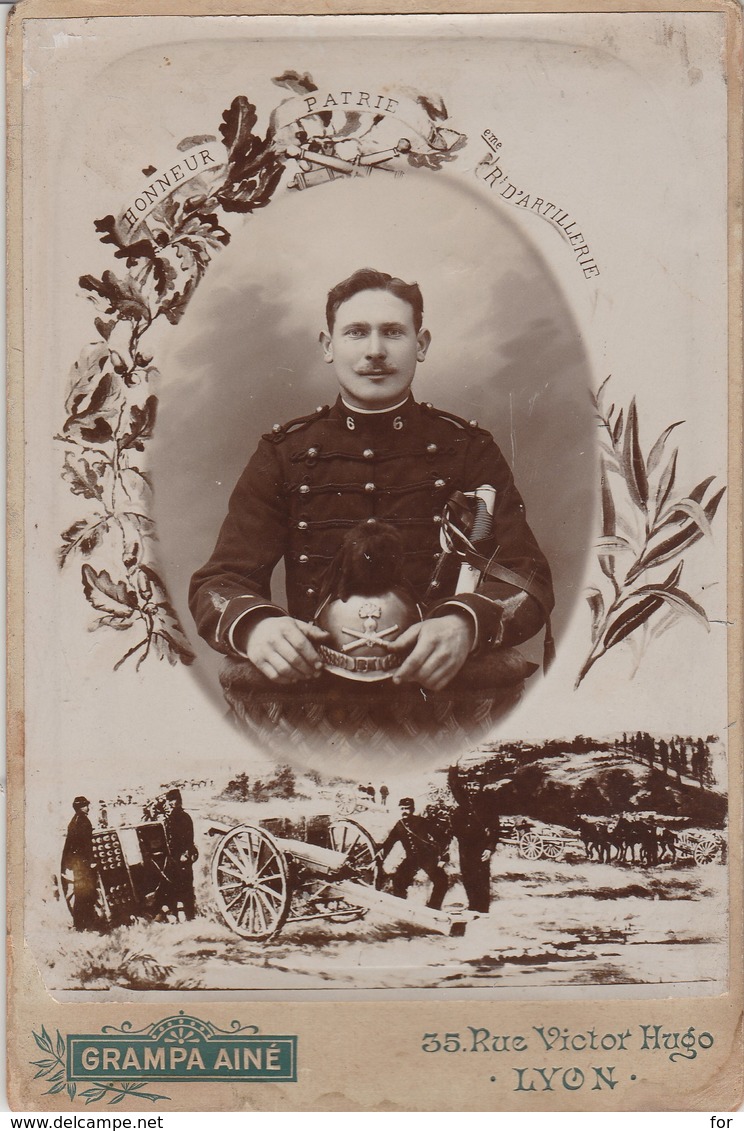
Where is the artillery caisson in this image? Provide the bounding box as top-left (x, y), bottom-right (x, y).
top-left (209, 815), bottom-right (379, 940)
top-left (59, 822), bottom-right (172, 928)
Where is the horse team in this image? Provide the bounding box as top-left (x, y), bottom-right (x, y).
top-left (576, 816), bottom-right (678, 866)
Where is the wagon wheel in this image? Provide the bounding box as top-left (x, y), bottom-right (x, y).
top-left (335, 790), bottom-right (356, 816)
top-left (693, 835), bottom-right (719, 865)
top-left (212, 825), bottom-right (290, 940)
top-left (427, 783), bottom-right (449, 805)
top-left (58, 867), bottom-right (109, 928)
top-left (543, 840), bottom-right (565, 861)
top-left (677, 831), bottom-right (695, 854)
top-left (329, 818), bottom-right (379, 885)
top-left (519, 832), bottom-right (545, 860)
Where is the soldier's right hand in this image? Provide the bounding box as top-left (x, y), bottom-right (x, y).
top-left (244, 616), bottom-right (329, 683)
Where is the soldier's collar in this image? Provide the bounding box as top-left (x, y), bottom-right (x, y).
top-left (335, 394), bottom-right (417, 433)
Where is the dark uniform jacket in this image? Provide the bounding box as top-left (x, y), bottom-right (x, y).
top-left (189, 395), bottom-right (553, 657)
top-left (62, 812), bottom-right (95, 874)
top-left (381, 814), bottom-right (444, 865)
top-left (450, 796), bottom-right (502, 856)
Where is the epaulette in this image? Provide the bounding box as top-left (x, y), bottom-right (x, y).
top-left (419, 402), bottom-right (490, 436)
top-left (263, 404), bottom-right (331, 444)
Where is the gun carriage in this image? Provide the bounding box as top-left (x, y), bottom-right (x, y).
top-left (208, 815), bottom-right (379, 940)
top-left (500, 817), bottom-right (581, 862)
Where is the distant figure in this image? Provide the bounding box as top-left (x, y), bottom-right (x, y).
top-left (379, 784), bottom-right (389, 808)
top-left (378, 798), bottom-right (448, 910)
top-left (61, 796), bottom-right (99, 931)
top-left (366, 783), bottom-right (376, 804)
top-left (163, 789), bottom-right (198, 921)
top-left (447, 769), bottom-right (501, 912)
top-left (98, 799), bottom-right (108, 828)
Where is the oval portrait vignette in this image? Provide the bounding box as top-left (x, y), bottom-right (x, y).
top-left (150, 172), bottom-right (596, 768)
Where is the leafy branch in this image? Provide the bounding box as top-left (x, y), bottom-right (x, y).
top-left (59, 97), bottom-right (285, 669)
top-left (577, 376), bottom-right (725, 688)
top-left (30, 1026), bottom-right (169, 1105)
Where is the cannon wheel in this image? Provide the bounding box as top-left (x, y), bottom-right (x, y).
top-left (212, 825), bottom-right (290, 940)
top-left (58, 867), bottom-right (109, 927)
top-left (543, 840), bottom-right (565, 861)
top-left (328, 818), bottom-right (378, 885)
top-left (693, 835), bottom-right (719, 865)
top-left (519, 832), bottom-right (545, 861)
top-left (335, 790), bottom-right (357, 816)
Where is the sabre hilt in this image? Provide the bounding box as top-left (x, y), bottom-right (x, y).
top-left (456, 486), bottom-right (496, 593)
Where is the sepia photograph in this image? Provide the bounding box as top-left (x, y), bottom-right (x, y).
top-left (6, 2), bottom-right (741, 1113)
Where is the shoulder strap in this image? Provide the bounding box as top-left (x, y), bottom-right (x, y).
top-left (263, 404), bottom-right (330, 444)
top-left (419, 402), bottom-right (490, 436)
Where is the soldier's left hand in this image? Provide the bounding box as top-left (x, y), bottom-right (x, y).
top-left (391, 614), bottom-right (475, 691)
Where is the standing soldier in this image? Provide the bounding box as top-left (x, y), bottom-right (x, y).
top-left (447, 768), bottom-right (501, 913)
top-left (61, 796), bottom-right (99, 931)
top-left (379, 784), bottom-right (389, 808)
top-left (378, 798), bottom-right (448, 910)
top-left (163, 789), bottom-right (198, 921)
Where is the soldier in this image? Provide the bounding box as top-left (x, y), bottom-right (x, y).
top-left (190, 268), bottom-right (553, 703)
top-left (377, 798), bottom-right (448, 910)
top-left (163, 789), bottom-right (198, 921)
top-left (379, 783), bottom-right (389, 808)
top-left (447, 768), bottom-right (501, 913)
top-left (61, 796), bottom-right (99, 932)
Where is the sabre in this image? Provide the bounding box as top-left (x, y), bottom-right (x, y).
top-left (456, 486), bottom-right (497, 593)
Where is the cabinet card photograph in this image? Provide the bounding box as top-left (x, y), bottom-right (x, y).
top-left (6, 0), bottom-right (743, 1113)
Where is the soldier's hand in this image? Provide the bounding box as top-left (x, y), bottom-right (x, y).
top-left (244, 616), bottom-right (329, 683)
top-left (390, 614), bottom-right (475, 691)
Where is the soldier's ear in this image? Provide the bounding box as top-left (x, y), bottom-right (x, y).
top-left (416, 328), bottom-right (431, 363)
top-left (319, 330), bottom-right (334, 363)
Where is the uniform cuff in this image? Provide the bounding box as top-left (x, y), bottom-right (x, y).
top-left (427, 600), bottom-right (480, 652)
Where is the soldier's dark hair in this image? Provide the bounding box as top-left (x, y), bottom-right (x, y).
top-left (326, 268), bottom-right (424, 333)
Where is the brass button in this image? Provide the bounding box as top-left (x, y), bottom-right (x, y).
top-left (427, 443), bottom-right (438, 454)
top-left (363, 448), bottom-right (375, 459)
top-left (298, 554), bottom-right (309, 564)
top-left (272, 423), bottom-right (282, 433)
top-left (469, 419), bottom-right (479, 428)
top-left (364, 482), bottom-right (376, 493)
top-left (366, 517), bottom-right (377, 525)
top-left (297, 521), bottom-right (308, 530)
top-left (307, 447), bottom-right (319, 458)
top-left (306, 587), bottom-right (316, 597)
top-left (434, 479), bottom-right (446, 489)
top-left (315, 405), bottom-right (324, 413)
top-left (433, 514), bottom-right (442, 524)
top-left (424, 401), bottom-right (433, 409)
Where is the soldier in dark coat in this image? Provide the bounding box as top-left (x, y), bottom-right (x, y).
top-left (163, 789), bottom-right (198, 921)
top-left (378, 798), bottom-right (448, 909)
top-left (447, 769), bottom-right (501, 913)
top-left (189, 268), bottom-right (553, 701)
top-left (61, 796), bottom-right (99, 931)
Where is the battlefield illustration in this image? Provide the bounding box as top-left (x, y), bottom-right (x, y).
top-left (40, 731), bottom-right (727, 996)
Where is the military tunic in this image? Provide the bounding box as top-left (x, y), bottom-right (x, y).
top-left (189, 395), bottom-right (553, 659)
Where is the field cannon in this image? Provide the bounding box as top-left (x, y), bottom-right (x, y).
top-left (208, 814), bottom-right (380, 940)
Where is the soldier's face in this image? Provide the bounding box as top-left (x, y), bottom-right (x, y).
top-left (320, 289), bottom-right (431, 410)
